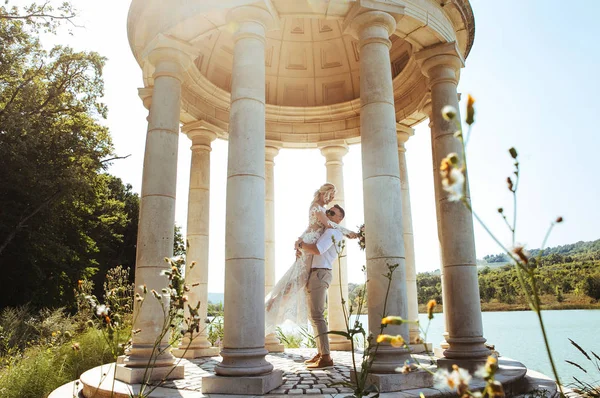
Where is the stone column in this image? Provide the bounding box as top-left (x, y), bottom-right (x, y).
top-left (173, 127), bottom-right (220, 359)
top-left (205, 7), bottom-right (282, 393)
top-left (416, 42), bottom-right (490, 366)
top-left (264, 143), bottom-right (285, 353)
top-left (396, 127), bottom-right (421, 346)
top-left (117, 47), bottom-right (190, 383)
top-left (422, 102), bottom-right (451, 356)
top-left (319, 143), bottom-right (352, 351)
top-left (348, 11), bottom-right (412, 373)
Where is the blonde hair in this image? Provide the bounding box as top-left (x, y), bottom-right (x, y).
top-left (312, 183), bottom-right (336, 205)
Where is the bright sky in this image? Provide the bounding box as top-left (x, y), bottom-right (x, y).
top-left (45, 0), bottom-right (599, 292)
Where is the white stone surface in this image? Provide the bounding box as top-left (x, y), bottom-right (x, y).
top-left (215, 6), bottom-right (277, 380)
top-left (319, 143), bottom-right (352, 351)
top-left (176, 127), bottom-right (218, 357)
top-left (349, 10), bottom-right (411, 372)
top-left (265, 143), bottom-right (285, 353)
top-left (415, 42), bottom-right (489, 361)
top-left (123, 47), bottom-right (190, 374)
top-left (397, 127), bottom-right (421, 344)
top-left (202, 370), bottom-right (283, 395)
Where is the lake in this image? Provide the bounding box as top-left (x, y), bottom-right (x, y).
top-left (284, 310), bottom-right (599, 387)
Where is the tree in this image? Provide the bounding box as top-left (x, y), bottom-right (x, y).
top-left (0, 7), bottom-right (136, 309)
top-left (583, 275), bottom-right (600, 301)
top-left (0, 1), bottom-right (77, 33)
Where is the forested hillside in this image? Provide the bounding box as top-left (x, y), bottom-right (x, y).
top-left (349, 239), bottom-right (600, 313)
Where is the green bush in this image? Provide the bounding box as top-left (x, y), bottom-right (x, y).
top-left (0, 306), bottom-right (75, 358)
top-left (275, 326), bottom-right (316, 349)
top-left (0, 326), bottom-right (127, 398)
top-left (583, 274), bottom-right (600, 301)
top-left (207, 316), bottom-right (223, 347)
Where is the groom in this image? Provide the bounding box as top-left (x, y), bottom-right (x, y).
top-left (296, 204), bottom-right (346, 370)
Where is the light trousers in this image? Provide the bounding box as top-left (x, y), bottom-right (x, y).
top-left (307, 269), bottom-right (332, 355)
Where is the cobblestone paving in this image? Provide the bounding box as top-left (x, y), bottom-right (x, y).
top-left (159, 348), bottom-right (356, 394)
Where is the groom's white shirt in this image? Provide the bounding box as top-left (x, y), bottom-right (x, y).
top-left (311, 228), bottom-right (344, 270)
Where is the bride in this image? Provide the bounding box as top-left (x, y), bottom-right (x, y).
top-left (265, 183), bottom-right (356, 334)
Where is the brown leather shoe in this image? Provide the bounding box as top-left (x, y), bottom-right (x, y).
top-left (306, 356), bottom-right (334, 370)
top-left (304, 353), bottom-right (320, 365)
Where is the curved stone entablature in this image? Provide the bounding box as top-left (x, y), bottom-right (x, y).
top-left (128, 0), bottom-right (474, 146)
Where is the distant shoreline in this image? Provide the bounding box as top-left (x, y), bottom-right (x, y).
top-left (417, 302), bottom-right (600, 313)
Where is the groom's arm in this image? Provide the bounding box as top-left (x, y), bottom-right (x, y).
top-left (301, 229), bottom-right (342, 255)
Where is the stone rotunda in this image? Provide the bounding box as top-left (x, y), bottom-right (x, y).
top-left (119, 0), bottom-right (488, 395)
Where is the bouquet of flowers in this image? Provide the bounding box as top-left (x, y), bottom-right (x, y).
top-left (357, 224), bottom-right (365, 250)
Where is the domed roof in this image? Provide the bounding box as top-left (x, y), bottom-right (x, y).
top-left (127, 0), bottom-right (475, 146)
top-left (195, 17), bottom-right (412, 107)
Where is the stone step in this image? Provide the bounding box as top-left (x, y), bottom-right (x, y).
top-left (47, 380), bottom-right (83, 398)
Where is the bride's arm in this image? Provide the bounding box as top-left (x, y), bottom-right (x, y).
top-left (315, 209), bottom-right (333, 229)
top-left (328, 221), bottom-right (358, 238)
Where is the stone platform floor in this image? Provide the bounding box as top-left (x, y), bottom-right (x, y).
top-left (159, 348), bottom-right (380, 395)
top-left (50, 349), bottom-right (558, 397)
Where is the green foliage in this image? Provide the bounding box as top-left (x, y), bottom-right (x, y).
top-left (483, 253), bottom-right (509, 263)
top-left (556, 286), bottom-right (564, 303)
top-left (174, 225), bottom-right (186, 257)
top-left (476, 257), bottom-right (600, 304)
top-left (275, 326), bottom-right (316, 349)
top-left (0, 306), bottom-right (75, 360)
top-left (345, 242), bottom-right (599, 310)
top-left (207, 316), bottom-right (223, 347)
top-left (0, 10), bottom-right (140, 309)
top-left (0, 326), bottom-right (126, 398)
top-left (565, 339), bottom-right (600, 397)
top-left (417, 272), bottom-right (443, 305)
top-left (348, 283), bottom-right (368, 314)
top-left (207, 301), bottom-right (224, 316)
top-left (275, 327), bottom-right (303, 349)
top-left (0, 1), bottom-right (77, 34)
top-left (583, 274), bottom-right (600, 301)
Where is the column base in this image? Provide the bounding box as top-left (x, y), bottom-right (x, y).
top-left (172, 346), bottom-right (220, 358)
top-left (351, 369), bottom-right (434, 392)
top-left (330, 340), bottom-right (353, 351)
top-left (115, 362), bottom-right (185, 384)
top-left (202, 369), bottom-right (283, 395)
top-left (265, 342), bottom-right (285, 353)
top-left (409, 342), bottom-right (433, 354)
top-left (434, 346), bottom-right (445, 358)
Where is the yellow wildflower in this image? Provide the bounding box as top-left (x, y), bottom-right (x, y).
top-left (427, 299), bottom-right (437, 320)
top-left (391, 335), bottom-right (405, 347)
top-left (376, 334), bottom-right (405, 347)
top-left (381, 316), bottom-right (404, 325)
top-left (466, 94), bottom-right (475, 125)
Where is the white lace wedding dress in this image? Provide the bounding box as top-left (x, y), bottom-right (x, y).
top-left (264, 203), bottom-right (352, 334)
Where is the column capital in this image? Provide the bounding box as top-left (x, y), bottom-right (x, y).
top-left (319, 143), bottom-right (349, 164)
top-left (142, 34), bottom-right (199, 83)
top-left (227, 6), bottom-right (277, 43)
top-left (415, 42), bottom-right (464, 86)
top-left (396, 125), bottom-right (415, 150)
top-left (265, 143), bottom-right (281, 163)
top-left (346, 10), bottom-right (396, 48)
top-left (138, 87), bottom-right (153, 110)
top-left (184, 127), bottom-right (217, 151)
